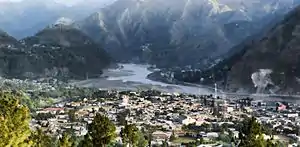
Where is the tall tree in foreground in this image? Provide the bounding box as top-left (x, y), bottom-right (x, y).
top-left (136, 130), bottom-right (148, 147)
top-left (0, 91), bottom-right (32, 147)
top-left (85, 113), bottom-right (116, 147)
top-left (78, 134), bottom-right (93, 147)
top-left (120, 123), bottom-right (139, 147)
top-left (29, 129), bottom-right (57, 147)
top-left (238, 117), bottom-right (280, 147)
top-left (59, 132), bottom-right (73, 147)
top-left (239, 117), bottom-right (265, 147)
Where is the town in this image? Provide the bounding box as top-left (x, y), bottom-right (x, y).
top-left (30, 86), bottom-right (300, 147)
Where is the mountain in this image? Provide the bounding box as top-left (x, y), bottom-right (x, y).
top-left (54, 17), bottom-right (74, 26)
top-left (225, 6), bottom-right (300, 94)
top-left (176, 5), bottom-right (300, 94)
top-left (0, 29), bottom-right (20, 47)
top-left (0, 0), bottom-right (113, 39)
top-left (78, 0), bottom-right (300, 68)
top-left (0, 26), bottom-right (111, 79)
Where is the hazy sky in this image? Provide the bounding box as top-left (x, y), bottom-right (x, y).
top-left (0, 0), bottom-right (108, 6)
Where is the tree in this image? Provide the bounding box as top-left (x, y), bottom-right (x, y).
top-left (199, 138), bottom-right (204, 144)
top-left (35, 112), bottom-right (55, 120)
top-left (29, 129), bottom-right (57, 147)
top-left (218, 133), bottom-right (231, 143)
top-left (266, 139), bottom-right (280, 147)
top-left (120, 123), bottom-right (139, 147)
top-left (143, 125), bottom-right (155, 147)
top-left (117, 109), bottom-right (130, 125)
top-left (0, 91), bottom-right (32, 147)
top-left (85, 113), bottom-right (116, 147)
top-left (169, 131), bottom-right (177, 142)
top-left (68, 109), bottom-right (77, 122)
top-left (201, 123), bottom-right (212, 132)
top-left (136, 131), bottom-right (148, 147)
top-left (78, 134), bottom-right (93, 147)
top-left (238, 117), bottom-right (275, 147)
top-left (221, 123), bottom-right (229, 132)
top-left (59, 132), bottom-right (73, 147)
top-left (203, 97), bottom-right (207, 106)
top-left (162, 139), bottom-right (168, 147)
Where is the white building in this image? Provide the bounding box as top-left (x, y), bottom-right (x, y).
top-left (182, 116), bottom-right (196, 125)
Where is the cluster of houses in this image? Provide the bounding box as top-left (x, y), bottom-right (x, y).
top-left (30, 90), bottom-right (300, 146)
top-left (0, 76), bottom-right (61, 92)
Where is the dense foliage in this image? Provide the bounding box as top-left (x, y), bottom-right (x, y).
top-left (120, 123), bottom-right (147, 147)
top-left (238, 117), bottom-right (281, 147)
top-left (0, 91), bottom-right (31, 147)
top-left (83, 113), bottom-right (117, 147)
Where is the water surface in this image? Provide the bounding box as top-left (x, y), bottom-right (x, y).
top-left (73, 64), bottom-right (212, 94)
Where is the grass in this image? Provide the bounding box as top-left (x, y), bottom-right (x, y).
top-left (173, 137), bottom-right (196, 143)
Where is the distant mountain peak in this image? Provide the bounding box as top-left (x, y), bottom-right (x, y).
top-left (0, 29), bottom-right (19, 47)
top-left (44, 17), bottom-right (80, 31)
top-left (54, 17), bottom-right (74, 26)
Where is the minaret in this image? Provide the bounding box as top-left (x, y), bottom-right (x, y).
top-left (214, 83), bottom-right (218, 99)
top-left (86, 72), bottom-right (89, 80)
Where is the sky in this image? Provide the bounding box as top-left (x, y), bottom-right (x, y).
top-left (0, 0), bottom-right (115, 38)
top-left (0, 0), bottom-right (101, 6)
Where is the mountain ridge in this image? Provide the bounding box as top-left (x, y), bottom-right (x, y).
top-left (176, 5), bottom-right (300, 94)
top-left (0, 27), bottom-right (111, 79)
top-left (77, 0), bottom-right (300, 69)
top-left (225, 5), bottom-right (300, 94)
top-left (0, 0), bottom-right (113, 39)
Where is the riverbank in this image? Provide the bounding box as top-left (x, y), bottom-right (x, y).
top-left (72, 64), bottom-right (212, 95)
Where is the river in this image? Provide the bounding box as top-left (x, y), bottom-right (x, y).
top-left (70, 64), bottom-right (300, 103)
top-left (72, 64), bottom-right (213, 95)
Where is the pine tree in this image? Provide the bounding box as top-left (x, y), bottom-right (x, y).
top-left (59, 132), bottom-right (73, 147)
top-left (162, 139), bottom-right (168, 147)
top-left (85, 113), bottom-right (116, 147)
top-left (136, 131), bottom-right (148, 147)
top-left (68, 109), bottom-right (77, 122)
top-left (169, 131), bottom-right (177, 142)
top-left (78, 134), bottom-right (93, 147)
top-left (120, 123), bottom-right (139, 147)
top-left (239, 117), bottom-right (275, 147)
top-left (143, 125), bottom-right (155, 147)
top-left (0, 91), bottom-right (32, 147)
top-left (29, 129), bottom-right (57, 147)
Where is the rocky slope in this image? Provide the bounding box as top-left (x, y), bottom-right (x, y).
top-left (77, 0), bottom-right (300, 68)
top-left (0, 29), bottom-right (20, 47)
top-left (175, 5), bottom-right (300, 94)
top-left (0, 25), bottom-right (111, 79)
top-left (226, 6), bottom-right (300, 94)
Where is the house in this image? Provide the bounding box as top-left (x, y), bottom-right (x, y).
top-left (181, 116), bottom-right (196, 125)
top-left (206, 132), bottom-right (219, 138)
top-left (226, 107), bottom-right (234, 113)
top-left (197, 144), bottom-right (215, 147)
top-left (277, 103), bottom-right (287, 111)
top-left (152, 131), bottom-right (171, 141)
top-left (39, 107), bottom-right (65, 115)
top-left (287, 113), bottom-right (298, 118)
top-left (262, 134), bottom-right (279, 140)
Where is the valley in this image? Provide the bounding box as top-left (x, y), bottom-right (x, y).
top-left (2, 1), bottom-right (300, 146)
top-left (0, 0), bottom-right (299, 95)
top-left (71, 63), bottom-right (212, 95)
